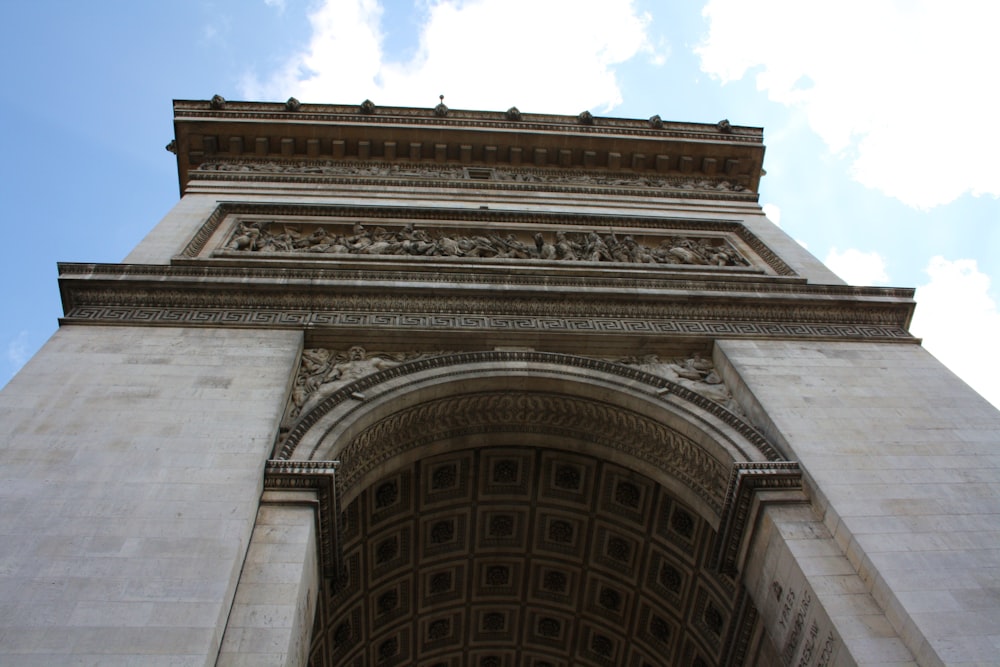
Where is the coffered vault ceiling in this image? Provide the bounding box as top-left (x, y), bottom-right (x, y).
top-left (309, 445), bottom-right (756, 667)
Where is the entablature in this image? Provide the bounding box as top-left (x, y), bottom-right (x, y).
top-left (172, 99), bottom-right (765, 197)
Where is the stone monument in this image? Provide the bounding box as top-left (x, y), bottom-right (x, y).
top-left (1, 98), bottom-right (997, 665)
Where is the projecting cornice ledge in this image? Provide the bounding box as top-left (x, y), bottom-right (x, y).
top-left (58, 263), bottom-right (917, 344)
top-left (171, 99), bottom-right (765, 195)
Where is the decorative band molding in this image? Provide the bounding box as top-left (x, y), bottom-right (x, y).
top-left (61, 306), bottom-right (915, 343)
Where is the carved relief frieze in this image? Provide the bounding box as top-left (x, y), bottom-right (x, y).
top-left (192, 160), bottom-right (755, 198)
top-left (224, 220), bottom-right (751, 267)
top-left (176, 202), bottom-right (797, 276)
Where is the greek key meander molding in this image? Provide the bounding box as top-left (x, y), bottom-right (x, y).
top-left (176, 203), bottom-right (794, 275)
top-left (62, 306), bottom-right (915, 342)
top-left (60, 283), bottom-right (913, 327)
top-left (277, 351), bottom-right (783, 464)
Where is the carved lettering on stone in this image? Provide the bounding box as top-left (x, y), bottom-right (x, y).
top-left (226, 221), bottom-right (750, 267)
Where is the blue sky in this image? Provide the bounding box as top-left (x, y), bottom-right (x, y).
top-left (1, 0), bottom-right (998, 407)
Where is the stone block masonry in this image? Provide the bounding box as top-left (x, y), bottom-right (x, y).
top-left (0, 326), bottom-right (301, 665)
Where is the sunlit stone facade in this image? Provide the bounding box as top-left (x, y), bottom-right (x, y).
top-left (1, 98), bottom-right (997, 666)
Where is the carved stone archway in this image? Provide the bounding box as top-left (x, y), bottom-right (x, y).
top-left (271, 352), bottom-right (802, 666)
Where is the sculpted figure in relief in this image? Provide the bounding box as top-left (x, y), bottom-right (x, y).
top-left (281, 347), bottom-right (450, 431)
top-left (619, 353), bottom-right (743, 414)
top-left (282, 346), bottom-right (400, 430)
top-left (227, 222), bottom-right (750, 267)
top-left (197, 161), bottom-right (747, 193)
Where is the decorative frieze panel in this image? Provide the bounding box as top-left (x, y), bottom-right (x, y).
top-left (193, 160), bottom-right (755, 199)
top-left (177, 203), bottom-right (795, 275)
top-left (223, 220), bottom-right (752, 267)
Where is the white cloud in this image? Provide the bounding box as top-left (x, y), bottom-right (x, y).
top-left (697, 1), bottom-right (1000, 209)
top-left (762, 203), bottom-right (781, 227)
top-left (824, 247), bottom-right (889, 286)
top-left (911, 257), bottom-right (1000, 409)
top-left (7, 330), bottom-right (29, 375)
top-left (264, 0), bottom-right (286, 11)
top-left (242, 0), bottom-right (660, 114)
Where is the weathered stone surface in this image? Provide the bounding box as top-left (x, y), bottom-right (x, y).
top-left (0, 326), bottom-right (301, 664)
top-left (718, 340), bottom-right (1000, 666)
top-left (3, 101), bottom-right (996, 666)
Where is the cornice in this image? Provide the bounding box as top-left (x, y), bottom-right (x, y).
top-left (172, 99), bottom-right (766, 196)
top-left (57, 262), bottom-right (917, 343)
top-left (57, 262), bottom-right (916, 300)
top-left (173, 99), bottom-right (764, 143)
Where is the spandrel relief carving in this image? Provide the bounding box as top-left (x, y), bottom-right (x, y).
top-left (618, 353), bottom-right (744, 415)
top-left (281, 347), bottom-right (452, 431)
top-left (226, 221), bottom-right (750, 267)
top-left (281, 348), bottom-right (745, 442)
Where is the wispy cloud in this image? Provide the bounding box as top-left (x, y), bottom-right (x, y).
top-left (911, 257), bottom-right (1000, 409)
top-left (697, 1), bottom-right (1000, 209)
top-left (241, 0), bottom-right (662, 114)
top-left (761, 203), bottom-right (781, 227)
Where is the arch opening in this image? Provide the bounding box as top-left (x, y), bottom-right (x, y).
top-left (273, 353), bottom-right (789, 666)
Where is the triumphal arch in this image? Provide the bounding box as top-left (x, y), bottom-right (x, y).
top-left (1, 98), bottom-right (998, 666)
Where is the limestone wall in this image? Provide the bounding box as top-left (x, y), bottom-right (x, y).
top-left (718, 340), bottom-right (1000, 666)
top-left (0, 326), bottom-right (301, 665)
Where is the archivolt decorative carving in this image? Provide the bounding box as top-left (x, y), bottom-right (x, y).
top-left (226, 221), bottom-right (751, 266)
top-left (284, 348), bottom-right (746, 436)
top-left (336, 391), bottom-right (731, 514)
top-left (276, 351), bottom-right (784, 464)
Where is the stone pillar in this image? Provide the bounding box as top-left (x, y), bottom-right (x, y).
top-left (0, 326), bottom-right (301, 665)
top-left (718, 340), bottom-right (1000, 665)
top-left (218, 496), bottom-right (320, 667)
top-left (743, 504), bottom-right (914, 666)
